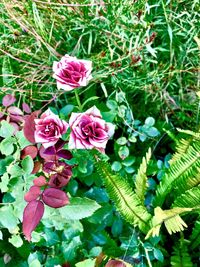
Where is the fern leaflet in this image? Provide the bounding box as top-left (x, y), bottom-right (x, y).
top-left (95, 158), bottom-right (151, 233)
top-left (135, 148), bottom-right (151, 204)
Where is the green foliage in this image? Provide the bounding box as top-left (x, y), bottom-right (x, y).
top-left (170, 237), bottom-right (193, 267)
top-left (95, 157), bottom-right (152, 233)
top-left (154, 140), bottom-right (200, 206)
top-left (135, 148), bottom-right (151, 204)
top-left (59, 197), bottom-right (100, 220)
top-left (146, 207), bottom-right (191, 239)
top-left (189, 218), bottom-right (200, 250)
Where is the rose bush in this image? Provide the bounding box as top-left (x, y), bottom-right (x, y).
top-left (52, 54), bottom-right (92, 91)
top-left (68, 106), bottom-right (115, 152)
top-left (34, 109), bottom-right (68, 148)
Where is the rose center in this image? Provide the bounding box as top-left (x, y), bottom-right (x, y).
top-left (44, 123), bottom-right (55, 135)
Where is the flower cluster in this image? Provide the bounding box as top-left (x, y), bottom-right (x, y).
top-left (22, 105), bottom-right (114, 241)
top-left (3, 54), bottom-right (115, 241)
top-left (22, 52), bottom-right (115, 240)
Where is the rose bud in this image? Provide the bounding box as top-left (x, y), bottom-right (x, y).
top-left (34, 109), bottom-right (68, 148)
top-left (68, 106), bottom-right (115, 153)
top-left (52, 54), bottom-right (92, 91)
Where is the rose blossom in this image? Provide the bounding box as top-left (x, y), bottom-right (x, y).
top-left (68, 106), bottom-right (115, 152)
top-left (52, 54), bottom-right (92, 91)
top-left (34, 109), bottom-right (68, 148)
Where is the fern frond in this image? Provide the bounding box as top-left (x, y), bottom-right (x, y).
top-left (172, 186), bottom-right (200, 209)
top-left (177, 128), bottom-right (200, 140)
top-left (172, 167), bottom-right (200, 196)
top-left (146, 207), bottom-right (192, 239)
top-left (154, 141), bottom-right (200, 206)
top-left (95, 159), bottom-right (152, 233)
top-left (170, 237), bottom-right (193, 267)
top-left (189, 218), bottom-right (200, 250)
top-left (135, 148), bottom-right (151, 204)
top-left (170, 138), bottom-right (192, 164)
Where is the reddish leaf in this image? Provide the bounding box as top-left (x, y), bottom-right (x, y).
top-left (21, 145), bottom-right (38, 159)
top-left (39, 146), bottom-right (57, 161)
top-left (33, 176), bottom-right (47, 187)
top-left (7, 106), bottom-right (23, 116)
top-left (57, 149), bottom-right (73, 160)
top-left (0, 112), bottom-right (4, 119)
top-left (2, 94), bottom-right (16, 107)
top-left (22, 103), bottom-right (31, 114)
top-left (105, 260), bottom-right (126, 267)
top-left (43, 146), bottom-right (56, 156)
top-left (24, 186), bottom-right (41, 202)
top-left (42, 188), bottom-right (69, 208)
top-left (23, 111), bottom-right (40, 143)
top-left (31, 161), bottom-right (41, 174)
top-left (55, 139), bottom-right (66, 150)
top-left (9, 114), bottom-right (24, 123)
top-left (49, 173), bottom-right (71, 188)
top-left (23, 200), bottom-right (44, 241)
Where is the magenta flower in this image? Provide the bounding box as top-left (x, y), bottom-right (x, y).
top-left (34, 109), bottom-right (68, 148)
top-left (52, 54), bottom-right (92, 91)
top-left (68, 106), bottom-right (115, 152)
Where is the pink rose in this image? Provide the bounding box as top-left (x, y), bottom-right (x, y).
top-left (34, 109), bottom-right (68, 148)
top-left (52, 54), bottom-right (92, 91)
top-left (68, 106), bottom-right (115, 152)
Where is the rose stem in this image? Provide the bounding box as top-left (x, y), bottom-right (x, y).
top-left (74, 89), bottom-right (82, 111)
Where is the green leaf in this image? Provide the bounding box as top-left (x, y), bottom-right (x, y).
top-left (116, 137), bottom-right (127, 145)
top-left (62, 236), bottom-right (81, 262)
top-left (154, 248), bottom-right (164, 262)
top-left (0, 120), bottom-right (15, 138)
top-left (0, 230), bottom-right (3, 240)
top-left (59, 104), bottom-right (74, 117)
top-left (0, 156), bottom-right (13, 175)
top-left (21, 155), bottom-right (34, 174)
top-left (0, 137), bottom-right (15, 155)
top-left (8, 234), bottom-right (23, 248)
top-left (15, 131), bottom-right (31, 149)
top-left (7, 164), bottom-right (24, 178)
top-left (0, 206), bottom-right (18, 231)
top-left (118, 146), bottom-right (129, 159)
top-left (147, 127), bottom-right (160, 137)
top-left (89, 246), bottom-right (102, 257)
top-left (75, 259), bottom-right (96, 267)
top-left (122, 156), bottom-right (136, 167)
top-left (29, 259), bottom-right (42, 267)
top-left (0, 173), bottom-right (9, 192)
top-left (145, 117), bottom-right (155, 126)
top-left (111, 217), bottom-right (123, 237)
top-left (59, 197), bottom-right (100, 220)
top-left (2, 56), bottom-right (15, 87)
top-left (106, 100), bottom-right (118, 110)
top-left (82, 96), bottom-right (100, 110)
top-left (111, 161), bottom-right (122, 172)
